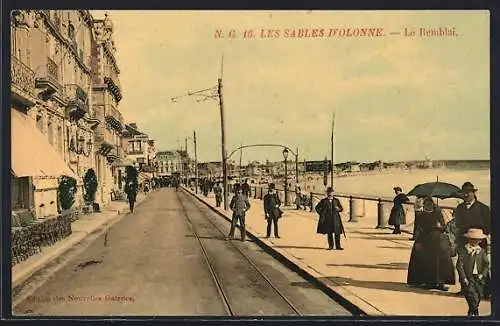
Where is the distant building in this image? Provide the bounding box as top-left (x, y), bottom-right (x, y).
top-left (156, 150), bottom-right (182, 177)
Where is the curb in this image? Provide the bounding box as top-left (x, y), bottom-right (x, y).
top-left (182, 187), bottom-right (377, 317)
top-left (12, 195), bottom-right (147, 293)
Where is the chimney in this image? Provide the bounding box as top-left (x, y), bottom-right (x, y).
top-left (129, 123), bottom-right (138, 129)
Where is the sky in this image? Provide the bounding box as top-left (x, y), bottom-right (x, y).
top-left (92, 10), bottom-right (490, 163)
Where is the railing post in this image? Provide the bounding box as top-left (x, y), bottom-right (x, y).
top-left (377, 198), bottom-right (386, 228)
top-left (310, 192), bottom-right (314, 212)
top-left (349, 196), bottom-right (358, 222)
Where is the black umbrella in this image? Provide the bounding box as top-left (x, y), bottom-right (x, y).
top-left (407, 181), bottom-right (462, 200)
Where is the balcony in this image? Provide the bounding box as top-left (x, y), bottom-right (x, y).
top-left (104, 66), bottom-right (122, 103)
top-left (35, 57), bottom-right (62, 98)
top-left (11, 56), bottom-right (37, 108)
top-left (105, 106), bottom-right (123, 132)
top-left (64, 84), bottom-right (89, 120)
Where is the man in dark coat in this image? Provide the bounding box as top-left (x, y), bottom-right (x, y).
top-left (214, 183), bottom-right (223, 207)
top-left (389, 186), bottom-right (411, 234)
top-left (242, 179), bottom-right (251, 198)
top-left (124, 181), bottom-right (138, 213)
top-left (263, 183), bottom-right (282, 238)
top-left (315, 187), bottom-right (344, 250)
top-left (227, 187), bottom-right (251, 241)
top-left (454, 181), bottom-right (490, 296)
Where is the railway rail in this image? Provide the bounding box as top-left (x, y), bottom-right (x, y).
top-left (178, 190), bottom-right (303, 316)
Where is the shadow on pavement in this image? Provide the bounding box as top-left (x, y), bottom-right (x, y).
top-left (291, 276), bottom-right (461, 298)
top-left (326, 262), bottom-right (409, 270)
top-left (377, 245), bottom-right (412, 250)
top-left (356, 236), bottom-right (411, 241)
top-left (274, 245), bottom-right (327, 250)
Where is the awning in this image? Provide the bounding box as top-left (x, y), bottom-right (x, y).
top-left (11, 109), bottom-right (79, 180)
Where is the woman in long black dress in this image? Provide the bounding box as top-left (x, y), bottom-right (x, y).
top-left (407, 197), bottom-right (456, 291)
top-left (388, 186), bottom-right (410, 234)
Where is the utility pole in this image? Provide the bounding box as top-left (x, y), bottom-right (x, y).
top-left (186, 136), bottom-right (190, 183)
top-left (194, 130), bottom-right (198, 194)
top-left (169, 54), bottom-right (227, 205)
top-left (218, 55), bottom-right (229, 210)
top-left (239, 142), bottom-right (243, 182)
top-left (295, 147), bottom-right (299, 184)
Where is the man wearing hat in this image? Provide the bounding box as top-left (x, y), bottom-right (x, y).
top-left (454, 182), bottom-right (490, 250)
top-left (454, 181), bottom-right (490, 296)
top-left (263, 183), bottom-right (282, 238)
top-left (315, 187), bottom-right (345, 250)
top-left (456, 228), bottom-right (490, 317)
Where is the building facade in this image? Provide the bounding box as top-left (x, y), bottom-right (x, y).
top-left (91, 13), bottom-right (124, 205)
top-left (156, 151), bottom-right (182, 177)
top-left (11, 10), bottom-right (98, 218)
top-left (11, 10), bottom-right (127, 220)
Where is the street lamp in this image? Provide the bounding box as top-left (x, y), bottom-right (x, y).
top-left (283, 148), bottom-right (289, 206)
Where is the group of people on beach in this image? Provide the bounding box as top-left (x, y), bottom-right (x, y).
top-left (389, 182), bottom-right (490, 316)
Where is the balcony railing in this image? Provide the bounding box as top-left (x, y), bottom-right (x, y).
top-left (104, 65), bottom-right (122, 102)
top-left (35, 57), bottom-right (61, 97)
top-left (105, 106), bottom-right (123, 131)
top-left (11, 56), bottom-right (36, 106)
top-left (64, 84), bottom-right (89, 120)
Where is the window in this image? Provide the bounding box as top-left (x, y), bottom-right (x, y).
top-left (57, 126), bottom-right (63, 153)
top-left (47, 120), bottom-right (54, 145)
top-left (12, 176), bottom-right (30, 210)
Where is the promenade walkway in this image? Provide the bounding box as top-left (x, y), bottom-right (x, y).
top-left (12, 193), bottom-right (147, 292)
top-left (189, 190), bottom-right (491, 317)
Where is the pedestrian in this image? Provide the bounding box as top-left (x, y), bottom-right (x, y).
top-left (406, 197), bottom-right (455, 290)
top-left (454, 182), bottom-right (490, 251)
top-left (227, 187), bottom-right (251, 241)
top-left (242, 179), bottom-right (251, 197)
top-left (388, 186), bottom-right (410, 234)
top-left (263, 183), bottom-right (282, 238)
top-left (295, 185), bottom-right (302, 210)
top-left (315, 187), bottom-right (345, 250)
top-left (410, 196), bottom-right (425, 241)
top-left (203, 179), bottom-right (209, 197)
top-left (454, 182), bottom-right (490, 296)
top-left (124, 181), bottom-right (138, 213)
top-left (214, 182), bottom-right (223, 207)
top-left (456, 228), bottom-right (490, 317)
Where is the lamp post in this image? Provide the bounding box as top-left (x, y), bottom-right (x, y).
top-left (283, 148), bottom-right (289, 206)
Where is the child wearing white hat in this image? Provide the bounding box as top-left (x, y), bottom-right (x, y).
top-left (456, 228), bottom-right (490, 317)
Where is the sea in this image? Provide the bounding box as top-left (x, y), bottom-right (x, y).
top-left (296, 168), bottom-right (490, 207)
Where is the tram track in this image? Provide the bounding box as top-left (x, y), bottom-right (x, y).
top-left (177, 190), bottom-right (303, 316)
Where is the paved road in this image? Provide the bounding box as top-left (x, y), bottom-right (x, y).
top-left (13, 188), bottom-right (351, 316)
